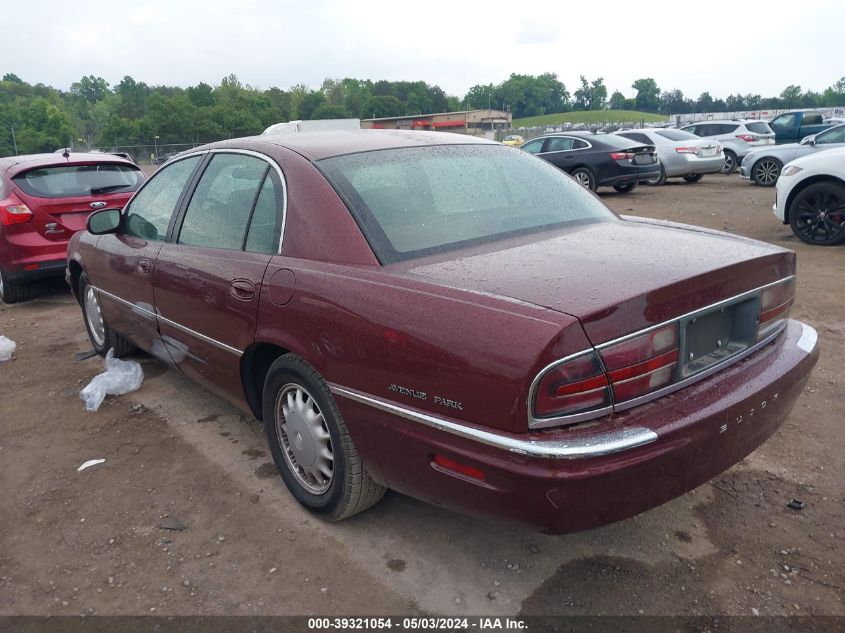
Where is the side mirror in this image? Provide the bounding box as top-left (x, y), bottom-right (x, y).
top-left (799, 135), bottom-right (816, 146)
top-left (87, 208), bottom-right (121, 235)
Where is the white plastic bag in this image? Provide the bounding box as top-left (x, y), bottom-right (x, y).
top-left (79, 349), bottom-right (144, 412)
top-left (0, 335), bottom-right (15, 361)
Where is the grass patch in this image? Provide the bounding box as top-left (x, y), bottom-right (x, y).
top-left (514, 110), bottom-right (667, 128)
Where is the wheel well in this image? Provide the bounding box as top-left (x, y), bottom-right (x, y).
top-left (67, 260), bottom-right (83, 304)
top-left (784, 175), bottom-right (845, 223)
top-left (240, 342), bottom-right (290, 421)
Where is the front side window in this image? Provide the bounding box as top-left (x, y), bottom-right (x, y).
top-left (178, 153), bottom-right (269, 250)
top-left (14, 163), bottom-right (143, 198)
top-left (815, 125), bottom-right (845, 145)
top-left (123, 155), bottom-right (201, 241)
top-left (319, 144), bottom-right (616, 263)
top-left (771, 113), bottom-right (797, 129)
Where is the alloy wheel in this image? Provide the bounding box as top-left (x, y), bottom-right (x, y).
top-left (722, 152), bottom-right (736, 173)
top-left (573, 172), bottom-right (591, 187)
top-left (753, 159), bottom-right (780, 186)
top-left (275, 383), bottom-right (334, 494)
top-left (792, 187), bottom-right (845, 245)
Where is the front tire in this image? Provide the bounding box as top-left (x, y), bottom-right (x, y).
top-left (263, 354), bottom-right (386, 520)
top-left (722, 150), bottom-right (738, 174)
top-left (0, 269), bottom-right (31, 304)
top-left (683, 174), bottom-right (703, 183)
top-left (78, 272), bottom-right (137, 357)
top-left (788, 182), bottom-right (845, 245)
top-left (751, 158), bottom-right (782, 187)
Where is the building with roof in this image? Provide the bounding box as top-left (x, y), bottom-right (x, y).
top-left (361, 109), bottom-right (511, 137)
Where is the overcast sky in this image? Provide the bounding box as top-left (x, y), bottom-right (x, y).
top-left (7, 0), bottom-right (843, 101)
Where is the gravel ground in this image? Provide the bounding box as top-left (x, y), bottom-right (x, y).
top-left (0, 174), bottom-right (842, 618)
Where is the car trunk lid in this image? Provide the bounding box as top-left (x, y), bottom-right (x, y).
top-left (394, 217), bottom-right (794, 345)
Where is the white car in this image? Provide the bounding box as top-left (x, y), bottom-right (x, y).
top-left (773, 146), bottom-right (845, 245)
top-left (681, 119), bottom-right (775, 173)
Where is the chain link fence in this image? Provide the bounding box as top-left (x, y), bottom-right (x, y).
top-left (88, 142), bottom-right (206, 165)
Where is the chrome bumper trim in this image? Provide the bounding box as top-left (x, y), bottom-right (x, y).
top-left (329, 385), bottom-right (658, 459)
top-left (797, 323), bottom-right (818, 354)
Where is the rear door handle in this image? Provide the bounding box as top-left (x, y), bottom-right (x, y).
top-left (137, 258), bottom-right (152, 275)
top-left (230, 279), bottom-right (256, 301)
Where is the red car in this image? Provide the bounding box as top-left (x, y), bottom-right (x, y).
top-left (0, 152), bottom-right (144, 303)
top-left (67, 132), bottom-right (818, 533)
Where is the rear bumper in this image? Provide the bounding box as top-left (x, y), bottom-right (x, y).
top-left (2, 258), bottom-right (66, 282)
top-left (598, 162), bottom-right (661, 187)
top-left (332, 320), bottom-right (818, 533)
top-left (665, 155), bottom-right (724, 177)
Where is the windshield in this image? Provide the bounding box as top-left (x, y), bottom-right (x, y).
top-left (656, 129), bottom-right (699, 141)
top-left (13, 163), bottom-right (143, 198)
top-left (319, 144), bottom-right (616, 263)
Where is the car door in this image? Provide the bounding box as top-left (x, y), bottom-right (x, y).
top-left (537, 136), bottom-right (577, 171)
top-left (153, 151), bottom-right (283, 405)
top-left (93, 154), bottom-right (204, 357)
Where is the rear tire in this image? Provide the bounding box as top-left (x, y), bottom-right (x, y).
top-left (0, 269), bottom-right (31, 304)
top-left (570, 167), bottom-right (597, 192)
top-left (751, 158), bottom-right (782, 187)
top-left (645, 163), bottom-right (667, 186)
top-left (613, 182), bottom-right (638, 193)
top-left (683, 174), bottom-right (704, 183)
top-left (78, 272), bottom-right (137, 357)
top-left (263, 354), bottom-right (386, 521)
top-left (722, 150), bottom-right (738, 174)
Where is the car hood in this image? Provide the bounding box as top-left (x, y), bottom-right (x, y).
top-left (394, 217), bottom-right (794, 343)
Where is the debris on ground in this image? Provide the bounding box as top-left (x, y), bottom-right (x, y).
top-left (787, 499), bottom-right (806, 511)
top-left (159, 517), bottom-right (187, 532)
top-left (74, 350), bottom-right (98, 361)
top-left (79, 349), bottom-right (144, 412)
top-left (77, 459), bottom-right (105, 472)
top-left (0, 335), bottom-right (16, 361)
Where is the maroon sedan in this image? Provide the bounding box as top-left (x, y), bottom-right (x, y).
top-left (0, 152), bottom-right (144, 303)
top-left (67, 131), bottom-right (818, 533)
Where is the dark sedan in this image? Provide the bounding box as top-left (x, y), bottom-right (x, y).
top-left (68, 131), bottom-right (818, 533)
top-left (519, 132), bottom-right (661, 192)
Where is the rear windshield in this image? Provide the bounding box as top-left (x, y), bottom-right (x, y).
top-left (656, 129), bottom-right (699, 141)
top-left (319, 144), bottom-right (616, 263)
top-left (13, 163), bottom-right (143, 198)
top-left (745, 122), bottom-right (773, 134)
top-left (596, 134), bottom-right (643, 148)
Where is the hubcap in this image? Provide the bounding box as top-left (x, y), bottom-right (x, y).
top-left (574, 172), bottom-right (590, 187)
top-left (755, 160), bottom-right (779, 185)
top-left (84, 286), bottom-right (106, 346)
top-left (723, 154), bottom-right (735, 173)
top-left (275, 384), bottom-right (333, 495)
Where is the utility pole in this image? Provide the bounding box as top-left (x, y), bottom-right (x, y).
top-left (10, 126), bottom-right (18, 155)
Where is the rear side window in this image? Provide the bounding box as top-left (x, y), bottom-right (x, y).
top-left (546, 137), bottom-right (574, 152)
top-left (745, 122), bottom-right (772, 135)
top-left (178, 153), bottom-right (269, 251)
top-left (656, 129), bottom-right (699, 141)
top-left (245, 171), bottom-right (283, 254)
top-left (13, 163), bottom-right (143, 198)
top-left (124, 156), bottom-right (201, 241)
top-left (803, 114), bottom-right (823, 125)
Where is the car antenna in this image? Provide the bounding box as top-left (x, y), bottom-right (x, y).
top-left (62, 148), bottom-right (70, 159)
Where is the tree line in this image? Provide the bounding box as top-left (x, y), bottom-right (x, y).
top-left (1, 71), bottom-right (844, 156)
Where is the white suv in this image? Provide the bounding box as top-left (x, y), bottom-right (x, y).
top-left (680, 120), bottom-right (775, 173)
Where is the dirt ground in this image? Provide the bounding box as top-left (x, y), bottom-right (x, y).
top-left (0, 175), bottom-right (843, 618)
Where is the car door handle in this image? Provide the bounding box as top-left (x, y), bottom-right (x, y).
top-left (136, 258), bottom-right (152, 275)
top-left (230, 279), bottom-right (256, 301)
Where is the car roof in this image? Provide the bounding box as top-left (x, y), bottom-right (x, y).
top-left (0, 152), bottom-right (136, 176)
top-left (195, 130), bottom-right (496, 161)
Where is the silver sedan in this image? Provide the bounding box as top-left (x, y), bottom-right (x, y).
top-left (615, 129), bottom-right (724, 185)
top-left (740, 123), bottom-right (845, 186)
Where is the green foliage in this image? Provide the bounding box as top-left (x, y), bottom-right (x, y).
top-left (513, 110), bottom-right (667, 128)
top-left (632, 78), bottom-right (660, 112)
top-left (312, 104), bottom-right (351, 120)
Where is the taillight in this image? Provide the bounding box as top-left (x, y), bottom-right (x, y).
top-left (675, 147), bottom-right (699, 155)
top-left (736, 134), bottom-right (757, 142)
top-left (599, 323), bottom-right (679, 402)
top-left (0, 194), bottom-right (33, 226)
top-left (609, 151), bottom-right (633, 161)
top-left (757, 278), bottom-right (795, 341)
top-left (533, 351), bottom-right (611, 418)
